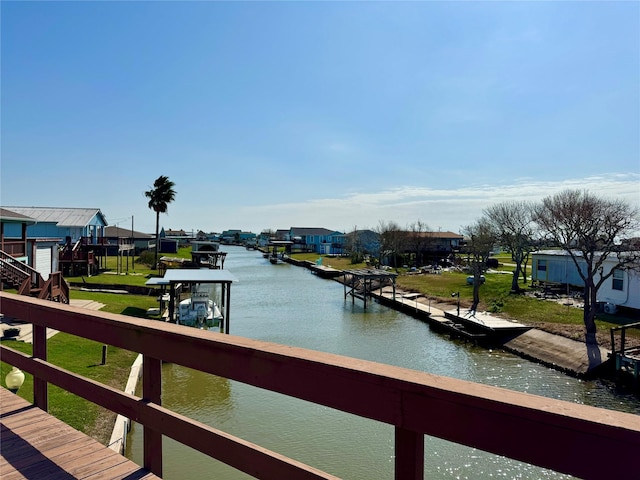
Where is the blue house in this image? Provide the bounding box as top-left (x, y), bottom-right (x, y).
top-left (3, 206), bottom-right (108, 244)
top-left (2, 206), bottom-right (109, 276)
top-left (288, 227), bottom-right (345, 255)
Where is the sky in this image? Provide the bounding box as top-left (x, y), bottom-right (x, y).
top-left (1, 1), bottom-right (639, 235)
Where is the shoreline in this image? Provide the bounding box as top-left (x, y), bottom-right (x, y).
top-left (284, 255), bottom-right (616, 380)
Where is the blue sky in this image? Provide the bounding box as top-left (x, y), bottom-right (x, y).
top-left (2, 1), bottom-right (638, 235)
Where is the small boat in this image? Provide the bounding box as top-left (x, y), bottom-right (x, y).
top-left (269, 252), bottom-right (287, 264)
top-left (178, 286), bottom-right (223, 329)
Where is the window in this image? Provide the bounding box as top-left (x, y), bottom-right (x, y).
top-left (537, 260), bottom-right (547, 272)
top-left (612, 269), bottom-right (624, 291)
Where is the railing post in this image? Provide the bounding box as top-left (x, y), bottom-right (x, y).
top-left (143, 355), bottom-right (163, 477)
top-left (32, 324), bottom-right (48, 410)
top-left (395, 426), bottom-right (424, 480)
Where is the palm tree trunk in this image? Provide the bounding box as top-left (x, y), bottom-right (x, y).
top-left (154, 211), bottom-right (160, 269)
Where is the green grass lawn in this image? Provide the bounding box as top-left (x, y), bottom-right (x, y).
top-left (290, 253), bottom-right (368, 270)
top-left (64, 246), bottom-right (193, 288)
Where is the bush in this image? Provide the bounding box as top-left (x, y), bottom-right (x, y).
top-left (136, 250), bottom-right (156, 266)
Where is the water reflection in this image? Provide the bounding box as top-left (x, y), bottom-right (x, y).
top-left (161, 363), bottom-right (233, 421)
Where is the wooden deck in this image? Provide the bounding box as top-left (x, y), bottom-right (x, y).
top-left (0, 388), bottom-right (159, 480)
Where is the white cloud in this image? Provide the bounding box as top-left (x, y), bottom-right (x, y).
top-left (240, 173), bottom-right (640, 233)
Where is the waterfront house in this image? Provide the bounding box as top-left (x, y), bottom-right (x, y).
top-left (287, 227), bottom-right (345, 255)
top-left (0, 208), bottom-right (69, 301)
top-left (531, 249), bottom-right (640, 312)
top-left (104, 226), bottom-right (154, 255)
top-left (1, 208), bottom-right (36, 264)
top-left (219, 229), bottom-right (257, 245)
top-left (0, 208), bottom-right (59, 278)
top-left (344, 229), bottom-right (381, 259)
top-left (3, 206), bottom-right (107, 244)
top-left (2, 206), bottom-right (108, 276)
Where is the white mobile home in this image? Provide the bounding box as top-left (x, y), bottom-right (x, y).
top-left (532, 250), bottom-right (640, 311)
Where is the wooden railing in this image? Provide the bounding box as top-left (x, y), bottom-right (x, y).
top-left (1, 292), bottom-right (638, 480)
top-left (37, 271), bottom-right (70, 303)
top-left (0, 240), bottom-right (27, 257)
top-left (0, 251), bottom-right (68, 303)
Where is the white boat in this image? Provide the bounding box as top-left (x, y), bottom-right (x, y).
top-left (178, 286), bottom-right (223, 329)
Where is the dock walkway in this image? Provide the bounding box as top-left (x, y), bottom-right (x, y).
top-left (373, 287), bottom-right (610, 377)
top-left (0, 387), bottom-right (159, 480)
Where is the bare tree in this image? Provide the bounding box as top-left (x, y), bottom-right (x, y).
top-left (345, 226), bottom-right (365, 264)
top-left (461, 219), bottom-right (497, 313)
top-left (407, 220), bottom-right (432, 268)
top-left (534, 189), bottom-right (640, 346)
top-left (376, 220), bottom-right (404, 269)
top-left (483, 201), bottom-right (536, 293)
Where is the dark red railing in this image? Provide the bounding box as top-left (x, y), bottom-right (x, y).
top-left (0, 240), bottom-right (27, 257)
top-left (1, 292), bottom-right (638, 480)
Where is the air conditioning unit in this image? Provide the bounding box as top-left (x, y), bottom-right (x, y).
top-left (603, 303), bottom-right (618, 314)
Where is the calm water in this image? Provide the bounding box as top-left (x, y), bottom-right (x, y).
top-left (127, 246), bottom-right (639, 479)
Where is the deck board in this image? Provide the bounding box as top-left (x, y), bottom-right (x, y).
top-left (0, 387), bottom-right (160, 480)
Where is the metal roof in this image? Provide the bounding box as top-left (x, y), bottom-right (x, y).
top-left (104, 226), bottom-right (153, 238)
top-left (146, 269), bottom-right (238, 286)
top-left (3, 207), bottom-right (106, 227)
top-left (0, 208), bottom-right (36, 224)
top-left (290, 227), bottom-right (341, 236)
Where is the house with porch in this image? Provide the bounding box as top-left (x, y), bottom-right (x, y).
top-left (2, 206), bottom-right (109, 276)
top-left (287, 227), bottom-right (345, 255)
top-left (0, 208), bottom-right (69, 302)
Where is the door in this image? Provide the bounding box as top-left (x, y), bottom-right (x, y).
top-left (35, 246), bottom-right (52, 280)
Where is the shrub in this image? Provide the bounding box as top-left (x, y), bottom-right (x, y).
top-left (136, 250), bottom-right (156, 266)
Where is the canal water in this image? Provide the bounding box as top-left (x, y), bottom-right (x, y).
top-left (126, 246), bottom-right (639, 479)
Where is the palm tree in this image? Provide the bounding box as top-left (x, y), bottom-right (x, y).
top-left (145, 175), bottom-right (176, 269)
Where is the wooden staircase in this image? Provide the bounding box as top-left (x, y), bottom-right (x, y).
top-left (0, 250), bottom-right (69, 304)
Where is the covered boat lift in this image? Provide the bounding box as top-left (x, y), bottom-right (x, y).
top-left (146, 269), bottom-right (238, 334)
top-left (343, 268), bottom-right (398, 309)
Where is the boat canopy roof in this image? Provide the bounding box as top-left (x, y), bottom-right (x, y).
top-left (146, 268), bottom-right (238, 286)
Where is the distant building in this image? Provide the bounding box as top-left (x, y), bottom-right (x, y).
top-left (344, 229), bottom-right (381, 258)
top-left (104, 226), bottom-right (154, 255)
top-left (219, 230), bottom-right (257, 245)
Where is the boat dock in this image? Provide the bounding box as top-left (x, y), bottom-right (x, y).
top-left (373, 287), bottom-right (530, 346)
top-left (611, 321), bottom-right (640, 388)
top-left (365, 286), bottom-right (610, 377)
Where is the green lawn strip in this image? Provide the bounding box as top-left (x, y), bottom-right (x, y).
top-left (290, 253), bottom-right (367, 270)
top-left (71, 289), bottom-right (158, 317)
